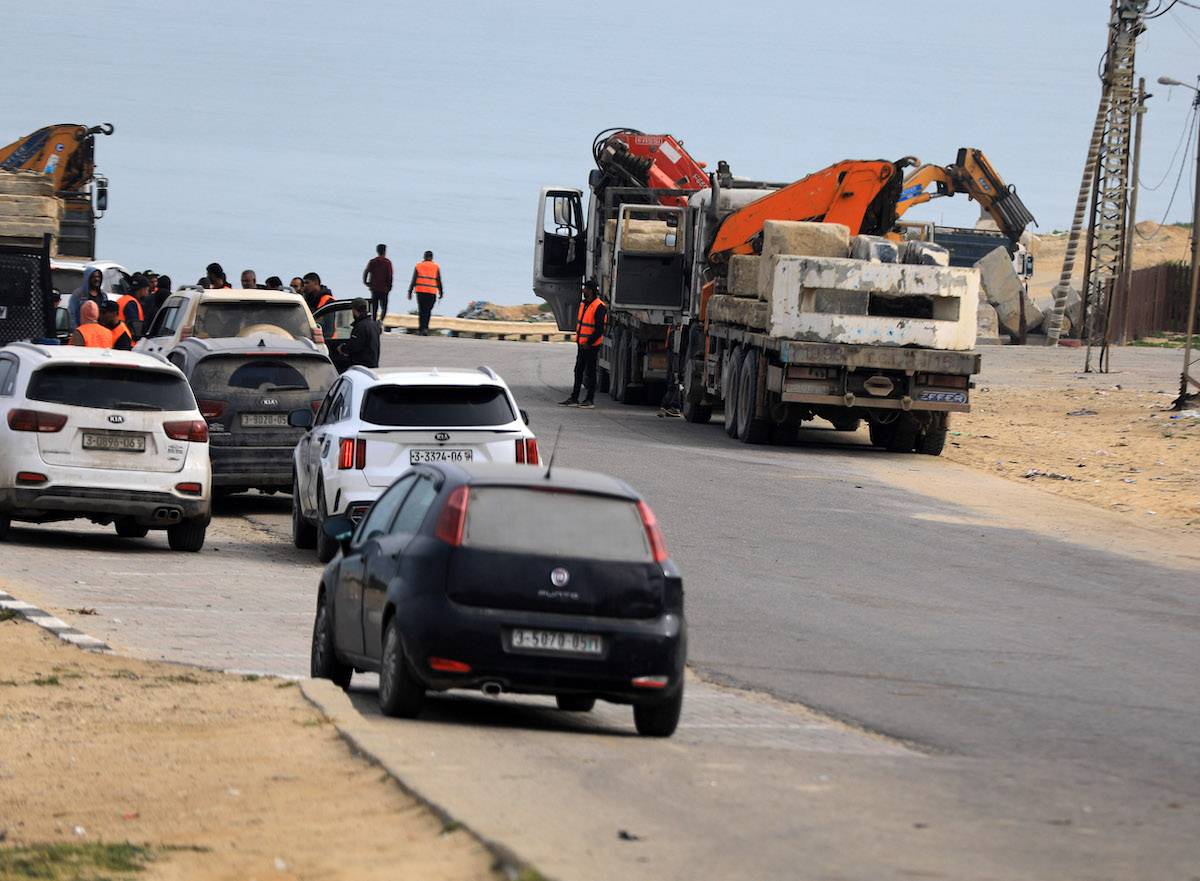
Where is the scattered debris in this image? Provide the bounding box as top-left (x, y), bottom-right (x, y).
top-left (1067, 409), bottom-right (1098, 417)
top-left (617, 829), bottom-right (642, 842)
top-left (1023, 469), bottom-right (1078, 481)
top-left (69, 607), bottom-right (98, 616)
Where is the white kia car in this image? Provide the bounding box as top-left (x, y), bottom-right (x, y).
top-left (291, 366), bottom-right (539, 561)
top-left (0, 343), bottom-right (212, 551)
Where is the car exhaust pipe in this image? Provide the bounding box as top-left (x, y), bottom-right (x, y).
top-left (153, 507), bottom-right (182, 523)
top-left (481, 681), bottom-right (503, 697)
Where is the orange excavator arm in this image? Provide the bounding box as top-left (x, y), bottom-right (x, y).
top-left (708, 159), bottom-right (902, 263)
top-left (0, 123), bottom-right (113, 193)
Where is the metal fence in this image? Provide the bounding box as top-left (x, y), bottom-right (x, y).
top-left (1109, 261), bottom-right (1195, 342)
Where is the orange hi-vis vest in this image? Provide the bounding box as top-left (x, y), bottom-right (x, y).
top-left (413, 260), bottom-right (440, 295)
top-left (316, 293), bottom-right (334, 309)
top-left (116, 294), bottom-right (144, 322)
top-left (576, 297), bottom-right (604, 347)
top-left (75, 323), bottom-right (113, 348)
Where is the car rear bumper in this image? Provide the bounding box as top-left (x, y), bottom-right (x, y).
top-left (210, 445), bottom-right (294, 487)
top-left (400, 598), bottom-right (686, 704)
top-left (0, 484), bottom-right (211, 525)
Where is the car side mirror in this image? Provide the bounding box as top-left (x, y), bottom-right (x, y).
top-left (288, 408), bottom-right (314, 428)
top-left (520, 409), bottom-right (530, 426)
top-left (322, 515), bottom-right (355, 554)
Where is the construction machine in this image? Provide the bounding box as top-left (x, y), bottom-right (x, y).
top-left (0, 123), bottom-right (114, 259)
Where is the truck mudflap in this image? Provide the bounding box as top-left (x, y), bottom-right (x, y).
top-left (777, 340), bottom-right (980, 375)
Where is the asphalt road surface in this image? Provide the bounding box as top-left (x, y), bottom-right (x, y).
top-left (3, 336), bottom-right (1196, 880)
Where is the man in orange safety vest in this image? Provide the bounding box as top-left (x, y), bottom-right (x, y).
top-left (407, 250), bottom-right (443, 336)
top-left (559, 280), bottom-right (606, 409)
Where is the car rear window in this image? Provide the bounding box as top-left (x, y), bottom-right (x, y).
top-left (191, 355), bottom-right (337, 393)
top-left (193, 301), bottom-right (312, 341)
top-left (27, 365), bottom-right (195, 412)
top-left (464, 488), bottom-right (652, 563)
top-left (361, 385), bottom-right (515, 427)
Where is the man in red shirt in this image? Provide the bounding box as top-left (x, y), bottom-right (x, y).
top-left (362, 244), bottom-right (394, 322)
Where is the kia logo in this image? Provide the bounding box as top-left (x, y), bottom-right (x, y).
top-left (550, 567), bottom-right (570, 588)
top-left (261, 398), bottom-right (279, 407)
top-left (435, 431), bottom-right (451, 442)
top-left (107, 414), bottom-right (124, 424)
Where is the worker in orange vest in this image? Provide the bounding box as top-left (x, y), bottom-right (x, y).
top-left (559, 280), bottom-right (606, 409)
top-left (99, 302), bottom-right (134, 351)
top-left (116, 273), bottom-right (149, 340)
top-left (407, 250), bottom-right (443, 336)
top-left (69, 301), bottom-right (112, 348)
top-left (302, 272), bottom-right (335, 311)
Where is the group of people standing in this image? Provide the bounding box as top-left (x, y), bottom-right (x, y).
top-left (65, 267), bottom-right (169, 349)
top-left (361, 245), bottom-right (444, 334)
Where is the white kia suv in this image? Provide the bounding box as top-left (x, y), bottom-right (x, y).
top-left (291, 365), bottom-right (539, 562)
top-left (0, 343), bottom-right (212, 551)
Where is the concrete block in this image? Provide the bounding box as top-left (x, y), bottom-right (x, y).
top-left (0, 195), bottom-right (62, 220)
top-left (603, 219), bottom-right (677, 254)
top-left (850, 235), bottom-right (899, 263)
top-left (977, 301), bottom-right (1001, 339)
top-left (766, 256), bottom-right (978, 351)
top-left (727, 255), bottom-right (760, 298)
top-left (976, 246), bottom-right (1041, 338)
top-left (707, 294), bottom-right (769, 331)
top-left (900, 240), bottom-right (950, 266)
top-left (0, 171), bottom-right (55, 198)
top-left (758, 221), bottom-right (850, 297)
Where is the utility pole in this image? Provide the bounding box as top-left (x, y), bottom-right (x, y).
top-left (1156, 75), bottom-right (1200, 408)
top-left (1118, 78), bottom-right (1150, 345)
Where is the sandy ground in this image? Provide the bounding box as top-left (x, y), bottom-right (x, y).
top-left (945, 385), bottom-right (1199, 533)
top-left (0, 619), bottom-right (499, 881)
top-left (1026, 221), bottom-right (1191, 299)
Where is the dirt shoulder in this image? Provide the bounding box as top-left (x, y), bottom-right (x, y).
top-left (944, 385), bottom-right (1199, 533)
top-left (0, 618), bottom-right (499, 881)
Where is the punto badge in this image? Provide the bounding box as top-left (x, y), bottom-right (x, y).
top-left (550, 567), bottom-right (570, 588)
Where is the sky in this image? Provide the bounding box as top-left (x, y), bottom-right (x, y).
top-left (6, 0), bottom-right (1199, 316)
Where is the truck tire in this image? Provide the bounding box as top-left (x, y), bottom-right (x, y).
top-left (868, 419), bottom-right (894, 448)
top-left (830, 414), bottom-right (861, 432)
top-left (611, 329), bottom-right (633, 403)
top-left (917, 427), bottom-right (948, 456)
top-left (597, 365), bottom-right (611, 395)
top-left (885, 414), bottom-right (919, 453)
top-left (723, 346), bottom-right (742, 438)
top-left (682, 358), bottom-right (711, 424)
top-left (736, 349), bottom-right (770, 445)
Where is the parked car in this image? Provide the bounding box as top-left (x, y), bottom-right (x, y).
top-left (313, 298), bottom-right (357, 372)
top-left (166, 335), bottom-right (337, 496)
top-left (50, 258), bottom-right (131, 299)
top-left (0, 343), bottom-right (211, 551)
top-left (310, 462), bottom-right (685, 736)
top-left (135, 289), bottom-right (327, 358)
top-left (290, 365), bottom-right (539, 562)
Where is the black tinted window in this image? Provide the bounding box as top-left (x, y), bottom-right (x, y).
top-left (392, 476), bottom-right (439, 534)
top-left (28, 365), bottom-right (195, 412)
top-left (355, 475), bottom-right (414, 545)
top-left (191, 355), bottom-right (335, 393)
top-left (361, 385), bottom-right (514, 427)
top-left (193, 302), bottom-right (312, 340)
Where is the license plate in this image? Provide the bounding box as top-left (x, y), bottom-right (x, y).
top-left (510, 628), bottom-right (603, 655)
top-left (409, 448), bottom-right (474, 464)
top-left (241, 412), bottom-right (289, 427)
top-left (82, 432), bottom-right (146, 452)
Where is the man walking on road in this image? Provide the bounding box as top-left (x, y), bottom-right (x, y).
top-left (407, 250), bottom-right (442, 336)
top-left (337, 298), bottom-right (381, 370)
top-left (363, 244), bottom-right (393, 322)
top-left (559, 281), bottom-right (606, 409)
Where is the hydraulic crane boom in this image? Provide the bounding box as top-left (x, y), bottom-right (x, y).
top-left (0, 123), bottom-right (114, 194)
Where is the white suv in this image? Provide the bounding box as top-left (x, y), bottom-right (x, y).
top-left (291, 365), bottom-right (539, 561)
top-left (136, 289), bottom-right (327, 357)
top-left (0, 344), bottom-right (212, 551)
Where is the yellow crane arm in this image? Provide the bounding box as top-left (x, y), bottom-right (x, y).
top-left (0, 123), bottom-right (113, 193)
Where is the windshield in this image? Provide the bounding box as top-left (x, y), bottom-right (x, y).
top-left (193, 301), bottom-right (312, 340)
top-left (361, 385), bottom-right (515, 427)
top-left (28, 365), bottom-right (195, 412)
top-left (464, 488), bottom-right (652, 562)
top-left (191, 355), bottom-right (337, 393)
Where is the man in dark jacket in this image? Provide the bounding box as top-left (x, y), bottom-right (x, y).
top-left (337, 298), bottom-right (380, 371)
top-left (362, 243), bottom-right (393, 321)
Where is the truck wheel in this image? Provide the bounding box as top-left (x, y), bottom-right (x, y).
top-left (167, 517), bottom-right (207, 552)
top-left (682, 358), bottom-right (711, 424)
top-left (885, 415), bottom-right (919, 453)
top-left (917, 428), bottom-right (948, 456)
top-left (723, 346), bottom-right (742, 438)
top-left (868, 419), bottom-right (895, 448)
top-left (292, 477), bottom-right (317, 550)
top-left (611, 329), bottom-right (629, 402)
top-left (736, 350), bottom-right (770, 445)
top-left (830, 414), bottom-right (862, 432)
top-left (597, 365), bottom-right (611, 394)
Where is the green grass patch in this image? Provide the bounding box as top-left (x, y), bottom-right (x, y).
top-left (154, 674), bottom-right (201, 685)
top-left (0, 841), bottom-right (153, 880)
top-left (241, 673), bottom-right (261, 682)
top-left (0, 609), bottom-right (17, 622)
top-left (30, 675), bottom-right (60, 687)
top-left (274, 680), bottom-right (296, 689)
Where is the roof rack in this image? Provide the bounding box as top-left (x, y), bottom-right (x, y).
top-left (347, 365), bottom-right (379, 381)
top-left (4, 341), bottom-right (52, 359)
top-left (477, 365), bottom-right (498, 380)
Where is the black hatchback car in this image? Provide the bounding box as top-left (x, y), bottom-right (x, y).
top-left (311, 462), bottom-right (686, 736)
top-left (166, 335), bottom-right (337, 494)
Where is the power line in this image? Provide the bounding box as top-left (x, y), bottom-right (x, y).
top-left (1137, 104), bottom-right (1198, 238)
top-left (1140, 100), bottom-right (1195, 191)
top-left (1171, 8), bottom-right (1200, 46)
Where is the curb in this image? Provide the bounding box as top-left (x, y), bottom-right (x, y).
top-left (299, 679), bottom-right (549, 881)
top-left (0, 589), bottom-right (111, 652)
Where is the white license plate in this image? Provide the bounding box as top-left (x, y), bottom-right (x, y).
top-left (409, 448), bottom-right (474, 464)
top-left (82, 432), bottom-right (145, 452)
top-left (241, 412), bottom-right (289, 427)
top-left (510, 628), bottom-right (603, 655)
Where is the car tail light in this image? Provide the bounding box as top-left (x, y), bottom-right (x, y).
top-left (636, 499), bottom-right (669, 563)
top-left (196, 399), bottom-right (226, 420)
top-left (175, 482), bottom-right (203, 495)
top-left (338, 438), bottom-right (366, 470)
top-left (312, 326), bottom-right (325, 346)
top-left (428, 657), bottom-right (472, 673)
top-left (163, 420), bottom-right (208, 443)
top-left (7, 409), bottom-right (67, 433)
top-left (632, 675), bottom-right (670, 689)
top-left (179, 325), bottom-right (193, 341)
top-left (514, 437), bottom-right (540, 465)
top-left (16, 471), bottom-right (48, 485)
top-left (434, 485), bottom-right (469, 547)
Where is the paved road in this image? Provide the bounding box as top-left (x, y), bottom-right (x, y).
top-left (3, 336), bottom-right (1196, 879)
